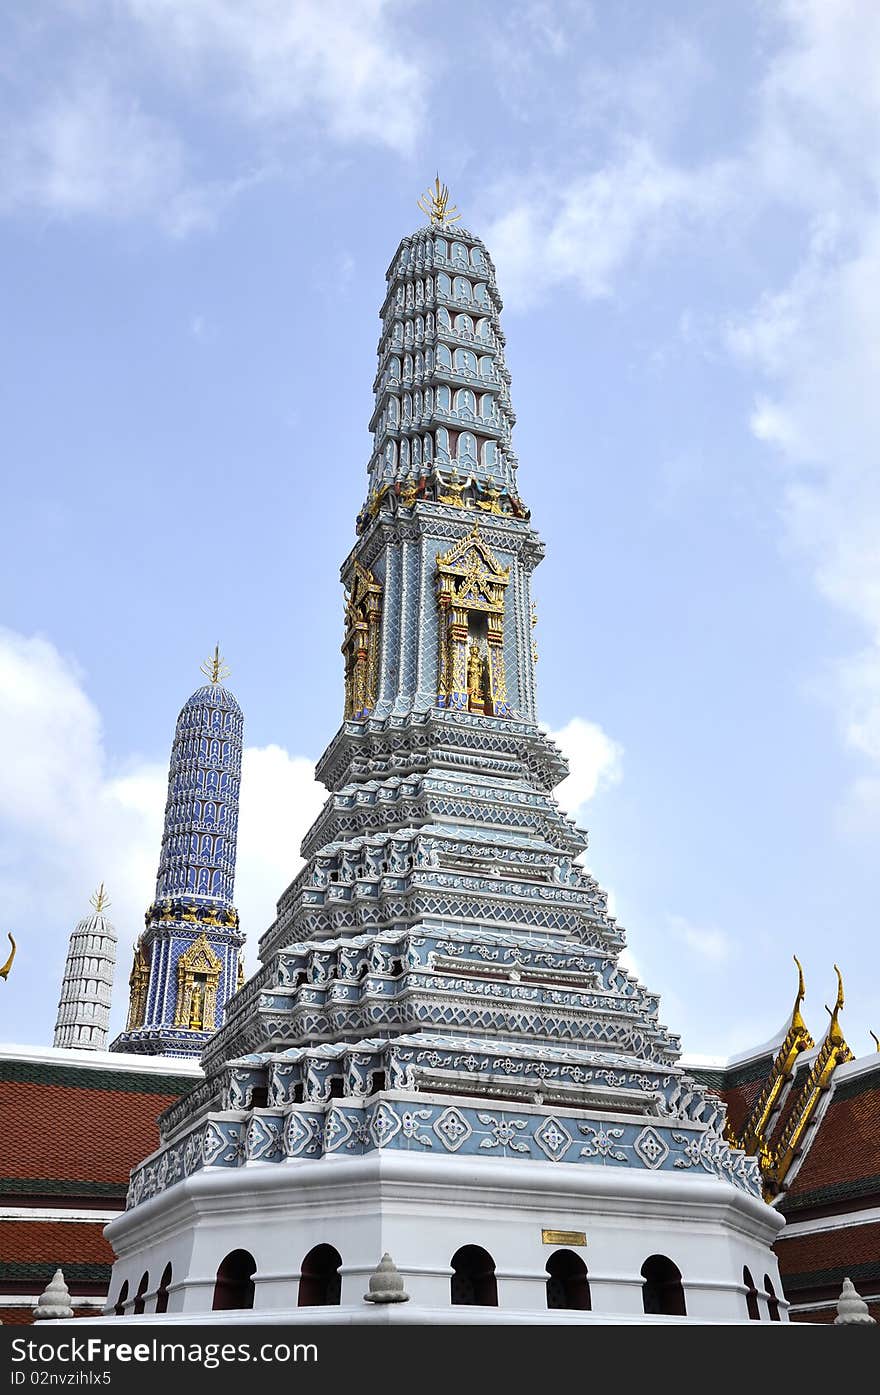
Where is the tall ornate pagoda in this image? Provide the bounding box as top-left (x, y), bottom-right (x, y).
top-left (110, 649), bottom-right (245, 1059)
top-left (105, 186), bottom-right (785, 1321)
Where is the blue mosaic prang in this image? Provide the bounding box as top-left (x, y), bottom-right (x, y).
top-left (111, 680), bottom-right (245, 1060)
top-left (124, 215), bottom-right (763, 1204)
top-left (155, 682), bottom-right (242, 907)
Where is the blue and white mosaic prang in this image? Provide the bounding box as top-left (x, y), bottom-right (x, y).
top-left (111, 679), bottom-right (245, 1059)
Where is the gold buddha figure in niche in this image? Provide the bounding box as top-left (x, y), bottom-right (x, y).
top-left (188, 981), bottom-right (204, 1031)
top-left (467, 641), bottom-right (486, 713)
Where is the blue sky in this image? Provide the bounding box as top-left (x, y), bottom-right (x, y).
top-left (1, 0), bottom-right (878, 1060)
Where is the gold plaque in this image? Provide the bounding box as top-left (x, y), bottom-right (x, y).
top-left (541, 1229), bottom-right (586, 1246)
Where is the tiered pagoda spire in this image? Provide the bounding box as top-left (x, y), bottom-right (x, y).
top-left (110, 650), bottom-right (244, 1058)
top-left (53, 886), bottom-right (117, 1051)
top-left (108, 193), bottom-right (781, 1322)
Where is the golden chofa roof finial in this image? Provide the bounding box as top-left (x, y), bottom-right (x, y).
top-left (870, 1030), bottom-right (880, 1053)
top-left (90, 883), bottom-right (110, 914)
top-left (791, 953), bottom-right (808, 1034)
top-left (200, 644), bottom-right (230, 686)
top-left (0, 932), bottom-right (16, 982)
top-left (824, 964), bottom-right (848, 1048)
top-left (418, 174), bottom-right (461, 228)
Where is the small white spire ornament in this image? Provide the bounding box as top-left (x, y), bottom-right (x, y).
top-left (34, 1269), bottom-right (74, 1321)
top-left (834, 1276), bottom-right (876, 1325)
top-left (53, 891), bottom-right (117, 1051)
top-left (364, 1253), bottom-right (409, 1303)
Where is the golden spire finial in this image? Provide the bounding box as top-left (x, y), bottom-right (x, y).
top-left (0, 932), bottom-right (16, 981)
top-left (418, 174), bottom-right (461, 228)
top-left (200, 644), bottom-right (230, 685)
top-left (90, 883), bottom-right (110, 913)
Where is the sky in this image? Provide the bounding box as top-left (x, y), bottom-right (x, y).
top-left (1, 0), bottom-right (878, 1061)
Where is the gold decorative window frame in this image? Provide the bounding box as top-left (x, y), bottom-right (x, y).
top-left (436, 521), bottom-right (511, 716)
top-left (126, 942), bottom-right (150, 1031)
top-left (343, 561), bottom-right (383, 720)
top-left (173, 932), bottom-right (223, 1032)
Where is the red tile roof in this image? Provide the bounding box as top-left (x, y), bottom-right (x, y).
top-left (784, 1076), bottom-right (880, 1208)
top-left (1, 1079), bottom-right (182, 1189)
top-left (777, 1220), bottom-right (880, 1274)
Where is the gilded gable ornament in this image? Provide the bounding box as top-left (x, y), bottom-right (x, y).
top-left (173, 933), bottom-right (223, 1033)
top-left (342, 561), bottom-right (383, 721)
top-left (436, 523), bottom-right (511, 717)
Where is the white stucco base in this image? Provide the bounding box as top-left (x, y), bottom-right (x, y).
top-left (103, 1151), bottom-right (787, 1324)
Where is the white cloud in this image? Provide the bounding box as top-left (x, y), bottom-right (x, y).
top-left (752, 0), bottom-right (880, 212)
top-left (548, 715), bottom-right (623, 815)
top-left (726, 4), bottom-right (880, 822)
top-left (236, 744), bottom-right (326, 968)
top-left (0, 0), bottom-right (425, 230)
top-left (124, 0), bottom-right (425, 156)
top-left (666, 912), bottom-right (732, 966)
top-left (0, 78), bottom-right (190, 226)
top-left (0, 628), bottom-right (323, 1043)
top-left (482, 141), bottom-right (732, 310)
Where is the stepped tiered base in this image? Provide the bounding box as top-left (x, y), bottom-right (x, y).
top-left (104, 711), bottom-right (787, 1322)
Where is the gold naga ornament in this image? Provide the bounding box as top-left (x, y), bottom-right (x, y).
top-left (0, 932), bottom-right (16, 982)
top-left (417, 175), bottom-right (461, 229)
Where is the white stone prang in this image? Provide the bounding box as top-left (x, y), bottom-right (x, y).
top-left (34, 1269), bottom-right (74, 1321)
top-left (53, 906), bottom-right (117, 1052)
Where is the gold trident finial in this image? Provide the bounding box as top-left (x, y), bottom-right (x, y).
top-left (200, 644), bottom-right (230, 685)
top-left (0, 933), bottom-right (16, 982)
top-left (90, 883), bottom-right (110, 913)
top-left (418, 174), bottom-right (461, 228)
